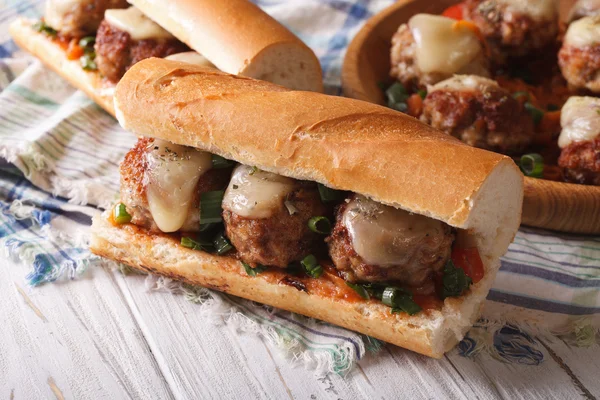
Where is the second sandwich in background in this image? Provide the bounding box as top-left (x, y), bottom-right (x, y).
top-left (10, 0), bottom-right (323, 115)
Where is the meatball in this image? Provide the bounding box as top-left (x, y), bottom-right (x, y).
top-left (94, 9), bottom-right (188, 82)
top-left (559, 138), bottom-right (600, 185)
top-left (390, 14), bottom-right (490, 90)
top-left (327, 195), bottom-right (454, 293)
top-left (44, 0), bottom-right (128, 38)
top-left (420, 75), bottom-right (534, 154)
top-left (557, 96), bottom-right (600, 185)
top-left (463, 0), bottom-right (559, 64)
top-left (559, 16), bottom-right (600, 93)
top-left (120, 138), bottom-right (230, 232)
top-left (222, 165), bottom-right (327, 268)
top-left (568, 0), bottom-right (600, 23)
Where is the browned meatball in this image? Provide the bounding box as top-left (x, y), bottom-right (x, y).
top-left (326, 195), bottom-right (454, 293)
top-left (120, 138), bottom-right (230, 232)
top-left (390, 21), bottom-right (489, 90)
top-left (558, 137), bottom-right (600, 185)
top-left (463, 0), bottom-right (559, 64)
top-left (559, 16), bottom-right (600, 93)
top-left (44, 0), bottom-right (128, 38)
top-left (420, 75), bottom-right (534, 155)
top-left (222, 166), bottom-right (327, 268)
top-left (94, 20), bottom-right (188, 83)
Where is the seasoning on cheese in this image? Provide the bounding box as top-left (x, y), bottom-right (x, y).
top-left (222, 165), bottom-right (296, 219)
top-left (408, 14), bottom-right (485, 76)
top-left (105, 7), bottom-right (174, 40)
top-left (564, 15), bottom-right (600, 47)
top-left (165, 52), bottom-right (215, 68)
top-left (342, 195), bottom-right (447, 267)
top-left (497, 0), bottom-right (558, 21)
top-left (45, 0), bottom-right (84, 31)
top-left (430, 75), bottom-right (499, 93)
top-left (558, 96), bottom-right (600, 148)
top-left (145, 139), bottom-right (212, 232)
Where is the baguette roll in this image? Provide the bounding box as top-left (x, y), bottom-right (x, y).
top-left (90, 58), bottom-right (523, 357)
top-left (9, 18), bottom-right (116, 116)
top-left (128, 0), bottom-right (323, 92)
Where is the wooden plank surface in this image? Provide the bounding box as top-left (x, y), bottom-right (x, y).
top-left (2, 258), bottom-right (600, 399)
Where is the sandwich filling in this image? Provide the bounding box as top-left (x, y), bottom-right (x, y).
top-left (115, 137), bottom-right (485, 315)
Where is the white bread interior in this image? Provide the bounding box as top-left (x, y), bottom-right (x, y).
top-left (128, 0), bottom-right (324, 92)
top-left (104, 58), bottom-right (524, 356)
top-left (9, 18), bottom-right (116, 116)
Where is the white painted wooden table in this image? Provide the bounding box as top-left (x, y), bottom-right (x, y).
top-left (3, 257), bottom-right (599, 399)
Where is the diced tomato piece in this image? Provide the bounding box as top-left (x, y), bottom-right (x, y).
top-left (66, 39), bottom-right (84, 60)
top-left (406, 93), bottom-right (423, 117)
top-left (451, 247), bottom-right (485, 283)
top-left (442, 3), bottom-right (465, 20)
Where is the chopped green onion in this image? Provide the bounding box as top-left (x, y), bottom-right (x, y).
top-left (200, 190), bottom-right (224, 225)
top-left (181, 236), bottom-right (213, 252)
top-left (382, 287), bottom-right (422, 315)
top-left (213, 232), bottom-right (233, 255)
top-left (211, 154), bottom-right (234, 169)
top-left (547, 103), bottom-right (559, 111)
top-left (317, 183), bottom-right (344, 203)
top-left (519, 153), bottom-right (544, 178)
top-left (417, 89), bottom-right (427, 99)
top-left (391, 300), bottom-right (422, 316)
top-left (524, 102), bottom-right (544, 125)
top-left (389, 102), bottom-right (408, 113)
top-left (301, 254), bottom-right (323, 278)
top-left (113, 203), bottom-right (132, 224)
top-left (33, 20), bottom-right (57, 37)
top-left (308, 216), bottom-right (331, 234)
top-left (80, 53), bottom-right (97, 71)
top-left (346, 282), bottom-right (370, 300)
top-left (249, 166), bottom-right (258, 175)
top-left (242, 262), bottom-right (267, 277)
top-left (441, 260), bottom-right (473, 299)
top-left (79, 36), bottom-right (95, 49)
top-left (381, 287), bottom-right (405, 307)
top-left (511, 91), bottom-right (530, 101)
top-left (385, 82), bottom-right (408, 104)
top-left (199, 222), bottom-right (219, 233)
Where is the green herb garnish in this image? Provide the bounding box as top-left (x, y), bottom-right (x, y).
top-left (307, 216), bottom-right (331, 234)
top-left (242, 262), bottom-right (267, 277)
top-left (113, 203), bottom-right (132, 224)
top-left (346, 282), bottom-right (370, 300)
top-left (441, 260), bottom-right (473, 299)
top-left (200, 190), bottom-right (224, 226)
top-left (301, 254), bottom-right (323, 278)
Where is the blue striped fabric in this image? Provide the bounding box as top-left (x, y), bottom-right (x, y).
top-left (0, 0), bottom-right (598, 369)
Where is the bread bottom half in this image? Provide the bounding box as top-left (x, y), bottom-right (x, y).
top-left (9, 18), bottom-right (115, 116)
top-left (90, 214), bottom-right (498, 358)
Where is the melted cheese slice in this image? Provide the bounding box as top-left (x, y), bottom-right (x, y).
top-left (430, 75), bottom-right (499, 93)
top-left (45, 0), bottom-right (83, 31)
top-left (564, 15), bottom-right (600, 47)
top-left (105, 7), bottom-right (174, 40)
top-left (145, 140), bottom-right (212, 232)
top-left (222, 165), bottom-right (296, 219)
top-left (558, 96), bottom-right (600, 148)
top-left (498, 0), bottom-right (558, 21)
top-left (165, 52), bottom-right (215, 68)
top-left (408, 14), bottom-right (484, 76)
top-left (342, 195), bottom-right (446, 267)
top-left (569, 0), bottom-right (600, 21)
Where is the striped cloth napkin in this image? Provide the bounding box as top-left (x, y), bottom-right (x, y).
top-left (1, 0), bottom-right (599, 373)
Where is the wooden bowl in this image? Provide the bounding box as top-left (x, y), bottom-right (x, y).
top-left (342, 0), bottom-right (600, 234)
